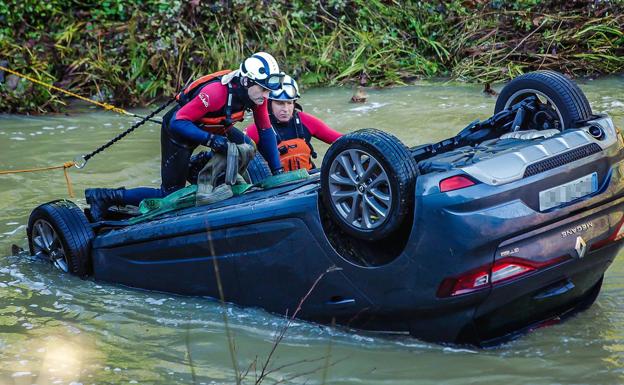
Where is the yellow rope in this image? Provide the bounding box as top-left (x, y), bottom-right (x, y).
top-left (0, 65), bottom-right (131, 116)
top-left (0, 162), bottom-right (76, 198)
top-left (0, 64), bottom-right (140, 198)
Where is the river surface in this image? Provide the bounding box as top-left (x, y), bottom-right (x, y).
top-left (1, 77), bottom-right (623, 385)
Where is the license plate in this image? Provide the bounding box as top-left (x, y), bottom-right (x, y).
top-left (539, 172), bottom-right (598, 211)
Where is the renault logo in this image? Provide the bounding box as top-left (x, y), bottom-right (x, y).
top-left (575, 236), bottom-right (587, 258)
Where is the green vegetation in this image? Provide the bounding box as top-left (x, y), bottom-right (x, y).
top-left (1, 0), bottom-right (622, 113)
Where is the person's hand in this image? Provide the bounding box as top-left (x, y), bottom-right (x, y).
top-left (207, 134), bottom-right (229, 154)
top-left (187, 151), bottom-right (212, 184)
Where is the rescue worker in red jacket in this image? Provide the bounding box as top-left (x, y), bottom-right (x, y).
top-left (245, 75), bottom-right (342, 171)
top-left (85, 52), bottom-right (285, 221)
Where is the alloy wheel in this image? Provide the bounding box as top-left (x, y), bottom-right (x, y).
top-left (31, 219), bottom-right (69, 272)
top-left (327, 149), bottom-right (392, 230)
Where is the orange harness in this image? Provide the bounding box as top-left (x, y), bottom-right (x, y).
top-left (278, 138), bottom-right (314, 171)
top-left (176, 70), bottom-right (245, 131)
top-left (276, 112), bottom-right (316, 171)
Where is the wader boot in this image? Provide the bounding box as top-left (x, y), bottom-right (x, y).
top-left (85, 187), bottom-right (125, 222)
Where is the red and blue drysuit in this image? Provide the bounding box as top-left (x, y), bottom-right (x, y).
top-left (122, 76), bottom-right (282, 206)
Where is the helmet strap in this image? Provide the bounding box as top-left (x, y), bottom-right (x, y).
top-left (223, 82), bottom-right (234, 127)
top-left (232, 80), bottom-right (254, 108)
top-left (268, 100), bottom-right (284, 129)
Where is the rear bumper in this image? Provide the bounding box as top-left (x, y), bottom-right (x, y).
top-left (397, 192), bottom-right (624, 345)
top-left (362, 238), bottom-right (617, 345)
top-left (471, 239), bottom-right (620, 345)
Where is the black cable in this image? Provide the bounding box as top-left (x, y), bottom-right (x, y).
top-left (82, 98), bottom-right (175, 163)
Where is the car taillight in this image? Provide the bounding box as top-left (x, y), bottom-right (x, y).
top-left (439, 175), bottom-right (476, 192)
top-left (590, 217), bottom-right (624, 251)
top-left (437, 266), bottom-right (490, 297)
top-left (490, 260), bottom-right (535, 283)
top-left (437, 256), bottom-right (569, 298)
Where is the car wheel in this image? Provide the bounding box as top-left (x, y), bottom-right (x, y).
top-left (494, 70), bottom-right (593, 130)
top-left (320, 129), bottom-right (419, 241)
top-left (27, 200), bottom-right (94, 276)
top-left (244, 154), bottom-right (272, 184)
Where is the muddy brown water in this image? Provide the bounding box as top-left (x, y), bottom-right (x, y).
top-left (1, 77), bottom-right (623, 385)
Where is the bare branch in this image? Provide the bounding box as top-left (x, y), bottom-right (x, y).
top-left (185, 318), bottom-right (198, 385)
top-left (256, 265), bottom-right (341, 384)
top-left (205, 219), bottom-right (241, 384)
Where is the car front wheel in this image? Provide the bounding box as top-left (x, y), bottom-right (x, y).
top-left (320, 129), bottom-right (419, 241)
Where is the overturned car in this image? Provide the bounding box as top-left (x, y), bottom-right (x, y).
top-left (27, 71), bottom-right (624, 346)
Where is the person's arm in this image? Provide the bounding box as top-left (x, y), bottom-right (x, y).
top-left (251, 98), bottom-right (272, 130)
top-left (170, 82), bottom-right (228, 146)
top-left (299, 112), bottom-right (342, 143)
top-left (252, 99), bottom-right (282, 173)
top-left (244, 123), bottom-right (260, 144)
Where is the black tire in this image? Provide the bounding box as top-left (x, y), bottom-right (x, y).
top-left (320, 128), bottom-right (419, 241)
top-left (245, 154), bottom-right (272, 184)
top-left (494, 70), bottom-right (593, 130)
top-left (27, 200), bottom-right (94, 277)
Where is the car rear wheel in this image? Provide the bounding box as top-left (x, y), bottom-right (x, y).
top-left (494, 70), bottom-right (593, 130)
top-left (320, 129), bottom-right (419, 241)
top-left (27, 200), bottom-right (94, 276)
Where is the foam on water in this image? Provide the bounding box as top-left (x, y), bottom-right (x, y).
top-left (348, 102), bottom-right (389, 112)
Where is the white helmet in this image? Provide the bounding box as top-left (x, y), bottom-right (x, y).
top-left (239, 52), bottom-right (283, 91)
top-left (269, 74), bottom-right (300, 101)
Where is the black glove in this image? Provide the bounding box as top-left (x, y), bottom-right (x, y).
top-left (206, 134), bottom-right (229, 154)
top-left (272, 167), bottom-right (285, 175)
top-left (187, 151), bottom-right (213, 184)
